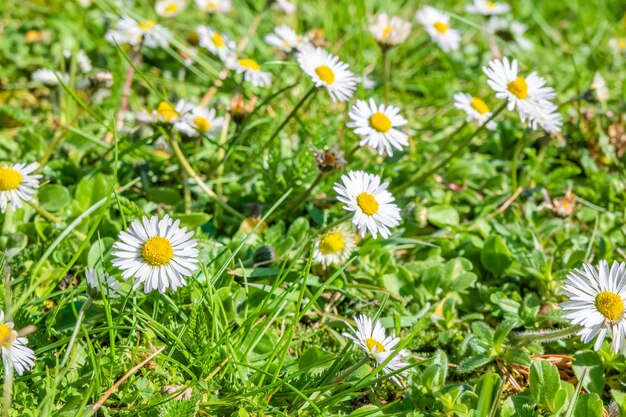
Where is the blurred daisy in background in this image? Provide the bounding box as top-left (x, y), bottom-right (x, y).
top-left (156, 0), bottom-right (186, 17)
top-left (526, 102), bottom-right (562, 134)
top-left (343, 314), bottom-right (409, 386)
top-left (136, 100), bottom-right (194, 126)
top-left (357, 74), bottom-right (376, 90)
top-left (228, 57), bottom-right (272, 87)
top-left (272, 0), bottom-right (296, 14)
top-left (466, 0), bottom-right (510, 16)
top-left (589, 72), bottom-right (609, 103)
top-left (369, 13), bottom-right (411, 47)
top-left (609, 37), bottom-right (626, 54)
top-left (347, 99), bottom-right (409, 156)
top-left (334, 171), bottom-right (401, 239)
top-left (197, 26), bottom-right (235, 62)
top-left (63, 49), bottom-right (92, 73)
top-left (31, 68), bottom-right (68, 86)
top-left (175, 105), bottom-right (224, 137)
top-left (112, 214), bottom-right (199, 294)
top-left (0, 162), bottom-right (41, 213)
top-left (106, 16), bottom-right (171, 48)
top-left (483, 57), bottom-right (555, 122)
top-left (265, 25), bottom-right (308, 53)
top-left (85, 268), bottom-right (121, 299)
top-left (560, 260), bottom-right (626, 354)
top-left (0, 311), bottom-right (35, 376)
top-left (486, 17), bottom-right (533, 50)
top-left (415, 6), bottom-right (460, 52)
top-left (313, 226), bottom-right (356, 267)
top-left (297, 46), bottom-right (357, 102)
top-left (195, 0), bottom-right (231, 13)
top-left (453, 92), bottom-right (497, 130)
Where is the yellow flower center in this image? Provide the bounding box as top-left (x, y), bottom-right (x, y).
top-left (157, 101), bottom-right (178, 122)
top-left (382, 27), bottom-right (393, 38)
top-left (138, 20), bottom-right (157, 31)
top-left (0, 167), bottom-right (23, 191)
top-left (365, 337), bottom-right (386, 353)
top-left (470, 97), bottom-right (490, 115)
top-left (0, 324), bottom-right (16, 348)
top-left (596, 291), bottom-right (625, 322)
top-left (369, 112), bottom-right (392, 133)
top-left (619, 38), bottom-right (626, 49)
top-left (319, 231), bottom-right (345, 255)
top-left (356, 192), bottom-right (379, 216)
top-left (141, 236), bottom-right (174, 266)
top-left (194, 116), bottom-right (212, 132)
top-left (507, 76), bottom-right (529, 99)
top-left (434, 22), bottom-right (449, 33)
top-left (315, 65), bottom-right (335, 85)
top-left (165, 3), bottom-right (179, 13)
top-left (211, 32), bottom-right (225, 48)
top-left (487, 2), bottom-right (496, 9)
top-left (239, 59), bottom-right (260, 72)
top-left (205, 1), bottom-right (218, 10)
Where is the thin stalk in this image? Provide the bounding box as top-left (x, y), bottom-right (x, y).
top-left (251, 86), bottom-right (318, 165)
top-left (511, 128), bottom-right (531, 190)
top-left (382, 47), bottom-right (390, 102)
top-left (509, 325), bottom-right (581, 343)
top-left (271, 171), bottom-right (328, 221)
top-left (2, 266), bottom-right (13, 417)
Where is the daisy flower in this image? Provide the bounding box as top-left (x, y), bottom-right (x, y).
top-left (357, 74), bottom-right (376, 90)
top-left (105, 16), bottom-right (171, 49)
top-left (85, 268), bottom-right (121, 299)
top-left (369, 13), bottom-right (412, 47)
top-left (31, 69), bottom-right (68, 86)
top-left (296, 46), bottom-right (357, 102)
top-left (156, 0), bottom-right (186, 17)
top-left (526, 102), bottom-right (562, 134)
top-left (197, 26), bottom-right (235, 61)
top-left (175, 104), bottom-right (224, 137)
top-left (0, 162), bottom-right (41, 213)
top-left (334, 171), bottom-right (401, 239)
top-left (466, 0), bottom-right (510, 16)
top-left (272, 0), bottom-right (296, 14)
top-left (347, 99), bottom-right (409, 156)
top-left (63, 50), bottom-right (92, 73)
top-left (137, 100), bottom-right (194, 126)
top-left (343, 314), bottom-right (409, 386)
top-left (560, 260), bottom-right (626, 354)
top-left (453, 92), bottom-right (497, 130)
top-left (609, 37), bottom-right (626, 54)
top-left (486, 17), bottom-right (533, 50)
top-left (589, 72), bottom-right (609, 103)
top-left (313, 226), bottom-right (357, 267)
top-left (228, 57), bottom-right (272, 88)
top-left (0, 312), bottom-right (35, 376)
top-left (415, 6), bottom-right (461, 52)
top-left (483, 57), bottom-right (555, 121)
top-left (195, 0), bottom-right (230, 13)
top-left (111, 214), bottom-right (199, 294)
top-left (264, 25), bottom-right (308, 53)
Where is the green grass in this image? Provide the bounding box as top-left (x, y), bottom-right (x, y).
top-left (1, 0), bottom-right (626, 415)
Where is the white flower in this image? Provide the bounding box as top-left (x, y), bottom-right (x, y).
top-left (136, 100), bottom-right (194, 125)
top-left (195, 0), bottom-right (230, 13)
top-left (334, 171), bottom-right (401, 239)
top-left (343, 314), bottom-right (409, 386)
top-left (197, 26), bottom-right (235, 61)
top-left (64, 50), bottom-right (93, 73)
top-left (272, 0), bottom-right (296, 14)
top-left (486, 17), bottom-right (533, 50)
top-left (466, 0), bottom-right (510, 16)
top-left (590, 72), bottom-right (609, 103)
top-left (415, 6), bottom-right (461, 52)
top-left (31, 69), bottom-right (68, 86)
top-left (297, 46), bottom-right (357, 102)
top-left (453, 92), bottom-right (497, 130)
top-left (313, 226), bottom-right (356, 267)
top-left (227, 57), bottom-right (272, 88)
top-left (105, 16), bottom-right (171, 49)
top-left (526, 102), bottom-right (562, 133)
top-left (85, 268), bottom-right (121, 298)
top-left (174, 104), bottom-right (224, 137)
top-left (347, 99), bottom-right (409, 156)
top-left (156, 0), bottom-right (186, 17)
top-left (560, 260), bottom-right (626, 354)
top-left (112, 214), bottom-right (199, 294)
top-left (0, 312), bottom-right (35, 376)
top-left (357, 74), bottom-right (376, 90)
top-left (265, 25), bottom-right (308, 53)
top-left (369, 13), bottom-right (411, 46)
top-left (483, 57), bottom-right (556, 122)
top-left (609, 38), bottom-right (626, 54)
top-left (0, 162), bottom-right (41, 213)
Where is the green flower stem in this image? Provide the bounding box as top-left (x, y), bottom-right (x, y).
top-left (382, 47), bottom-right (390, 102)
top-left (3, 266), bottom-right (13, 417)
top-left (395, 102), bottom-right (507, 194)
top-left (250, 86), bottom-right (318, 165)
top-left (509, 325), bottom-right (582, 343)
top-left (511, 128), bottom-right (531, 191)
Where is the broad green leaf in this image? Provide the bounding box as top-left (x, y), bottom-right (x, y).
top-left (530, 360), bottom-right (560, 408)
top-left (572, 351), bottom-right (604, 396)
top-left (481, 235), bottom-right (513, 275)
top-left (572, 393), bottom-right (603, 417)
top-left (38, 184), bottom-right (70, 211)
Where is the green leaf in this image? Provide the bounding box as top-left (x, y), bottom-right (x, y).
top-left (87, 237), bottom-right (114, 268)
top-left (572, 351), bottom-right (604, 396)
top-left (458, 353), bottom-right (494, 373)
top-left (493, 318), bottom-right (519, 348)
top-left (38, 184), bottom-right (70, 212)
top-left (572, 393), bottom-right (603, 417)
top-left (530, 360), bottom-right (561, 409)
top-left (427, 205), bottom-right (460, 227)
top-left (481, 235), bottom-right (513, 275)
top-left (173, 212), bottom-right (211, 229)
top-left (298, 346), bottom-right (335, 374)
top-left (502, 349), bottom-right (532, 367)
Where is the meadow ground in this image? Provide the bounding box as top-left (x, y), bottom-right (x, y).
top-left (1, 0), bottom-right (626, 415)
